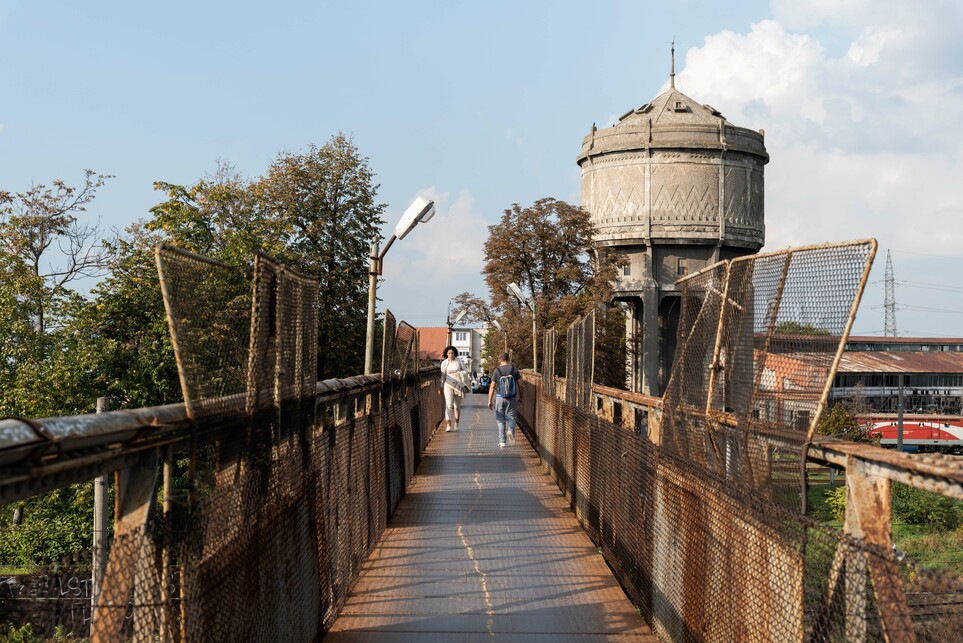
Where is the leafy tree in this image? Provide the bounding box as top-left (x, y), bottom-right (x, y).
top-left (0, 170), bottom-right (111, 334)
top-left (66, 224), bottom-right (181, 409)
top-left (147, 135), bottom-right (386, 379)
top-left (0, 483), bottom-right (95, 567)
top-left (0, 172), bottom-right (111, 416)
top-left (822, 480), bottom-right (962, 529)
top-left (815, 402), bottom-right (876, 443)
top-left (255, 135), bottom-right (386, 378)
top-left (149, 161), bottom-right (279, 262)
top-left (478, 197), bottom-right (623, 372)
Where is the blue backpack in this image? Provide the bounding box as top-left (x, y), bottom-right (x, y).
top-left (495, 366), bottom-right (517, 398)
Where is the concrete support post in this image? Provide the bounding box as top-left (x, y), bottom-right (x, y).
top-left (642, 288), bottom-right (661, 397)
top-left (92, 397), bottom-right (110, 613)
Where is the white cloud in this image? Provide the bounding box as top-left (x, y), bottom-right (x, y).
top-left (845, 26), bottom-right (902, 67)
top-left (674, 4), bottom-right (963, 334)
top-left (378, 187), bottom-right (491, 325)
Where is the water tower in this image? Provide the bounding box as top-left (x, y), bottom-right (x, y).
top-left (577, 52), bottom-right (768, 395)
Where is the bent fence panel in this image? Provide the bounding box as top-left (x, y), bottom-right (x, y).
top-left (520, 239), bottom-right (963, 641)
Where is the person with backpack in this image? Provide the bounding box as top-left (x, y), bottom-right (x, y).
top-left (487, 352), bottom-right (521, 447)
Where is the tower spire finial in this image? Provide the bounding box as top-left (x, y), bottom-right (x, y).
top-left (670, 38), bottom-right (676, 89)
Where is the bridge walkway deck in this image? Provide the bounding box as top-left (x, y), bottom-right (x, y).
top-left (327, 394), bottom-right (655, 642)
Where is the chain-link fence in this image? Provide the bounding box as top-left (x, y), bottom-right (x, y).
top-left (565, 309), bottom-right (596, 411)
top-left (381, 310), bottom-right (419, 380)
top-left (0, 245), bottom-right (442, 640)
top-left (542, 328), bottom-right (557, 397)
top-left (520, 239), bottom-right (963, 640)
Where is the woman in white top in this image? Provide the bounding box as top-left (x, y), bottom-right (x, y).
top-left (440, 345), bottom-right (466, 431)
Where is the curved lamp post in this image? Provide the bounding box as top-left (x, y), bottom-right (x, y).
top-left (506, 282), bottom-right (537, 371)
top-left (446, 300), bottom-right (467, 346)
top-left (490, 318), bottom-right (508, 354)
top-left (364, 196), bottom-right (436, 375)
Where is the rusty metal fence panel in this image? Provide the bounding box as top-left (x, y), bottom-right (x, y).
top-left (565, 309), bottom-right (596, 411)
top-left (520, 239), bottom-right (963, 641)
top-left (542, 328), bottom-right (556, 397)
top-left (0, 245), bottom-right (442, 641)
top-left (381, 310), bottom-right (419, 380)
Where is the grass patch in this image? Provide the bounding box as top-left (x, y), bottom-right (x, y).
top-left (0, 565), bottom-right (38, 575)
top-left (809, 479), bottom-right (963, 576)
top-left (893, 524), bottom-right (963, 577)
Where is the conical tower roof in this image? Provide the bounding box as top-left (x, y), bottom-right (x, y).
top-left (616, 86), bottom-right (728, 129)
top-left (577, 49), bottom-right (768, 163)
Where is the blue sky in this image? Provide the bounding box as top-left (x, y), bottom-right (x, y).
top-left (2, 1), bottom-right (962, 337)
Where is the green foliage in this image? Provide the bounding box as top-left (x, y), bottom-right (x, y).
top-left (817, 482), bottom-right (962, 530)
top-left (824, 485), bottom-right (847, 523)
top-left (892, 482), bottom-right (962, 530)
top-left (594, 304), bottom-right (628, 389)
top-left (148, 135), bottom-right (385, 379)
top-left (814, 403), bottom-right (877, 443)
top-left (0, 623), bottom-right (82, 642)
top-left (257, 135), bottom-right (386, 378)
top-left (0, 483), bottom-right (99, 568)
top-left (774, 321), bottom-right (830, 335)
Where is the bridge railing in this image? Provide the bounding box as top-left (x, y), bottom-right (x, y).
top-left (523, 371), bottom-right (963, 641)
top-left (523, 238), bottom-right (962, 640)
top-left (0, 369), bottom-right (441, 640)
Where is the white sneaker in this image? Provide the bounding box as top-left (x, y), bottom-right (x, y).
top-left (508, 432), bottom-right (516, 445)
top-left (445, 426), bottom-right (452, 432)
top-left (499, 442), bottom-right (506, 448)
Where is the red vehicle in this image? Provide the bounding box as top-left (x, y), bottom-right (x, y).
top-left (862, 414), bottom-right (963, 454)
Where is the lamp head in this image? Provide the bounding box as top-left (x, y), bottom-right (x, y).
top-left (490, 319), bottom-right (502, 331)
top-left (394, 196), bottom-right (436, 240)
top-left (453, 309), bottom-right (467, 324)
top-left (506, 282), bottom-right (524, 302)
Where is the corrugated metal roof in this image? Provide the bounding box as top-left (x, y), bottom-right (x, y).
top-left (837, 351), bottom-right (963, 374)
top-left (847, 335), bottom-right (963, 344)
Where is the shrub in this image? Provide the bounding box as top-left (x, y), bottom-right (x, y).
top-left (892, 482), bottom-right (962, 530)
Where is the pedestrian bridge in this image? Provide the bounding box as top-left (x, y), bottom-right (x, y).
top-left (326, 394), bottom-right (654, 641)
top-left (2, 240), bottom-right (962, 641)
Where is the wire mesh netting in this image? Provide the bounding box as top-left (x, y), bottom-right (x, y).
top-left (521, 239), bottom-right (963, 640)
top-left (565, 309), bottom-right (596, 411)
top-left (662, 241), bottom-right (877, 512)
top-left (0, 245), bottom-right (443, 641)
top-left (542, 328), bottom-right (557, 397)
top-left (381, 310), bottom-right (419, 380)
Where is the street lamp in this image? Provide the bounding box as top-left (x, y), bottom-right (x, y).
top-left (490, 318), bottom-right (508, 353)
top-left (364, 196), bottom-right (436, 374)
top-left (446, 301), bottom-right (467, 346)
top-left (506, 282), bottom-right (537, 371)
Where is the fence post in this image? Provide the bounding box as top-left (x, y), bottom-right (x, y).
top-left (836, 457), bottom-right (914, 641)
top-left (92, 397), bottom-right (110, 616)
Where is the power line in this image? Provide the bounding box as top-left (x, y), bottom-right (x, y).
top-left (899, 304), bottom-right (963, 315)
top-left (897, 280), bottom-right (963, 294)
top-left (889, 247), bottom-right (963, 260)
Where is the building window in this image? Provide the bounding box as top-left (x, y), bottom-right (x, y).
top-left (623, 263), bottom-right (631, 276)
top-left (677, 258), bottom-right (688, 277)
top-left (455, 331), bottom-right (468, 342)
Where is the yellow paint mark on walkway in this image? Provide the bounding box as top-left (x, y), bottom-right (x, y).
top-left (458, 471), bottom-right (495, 637)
